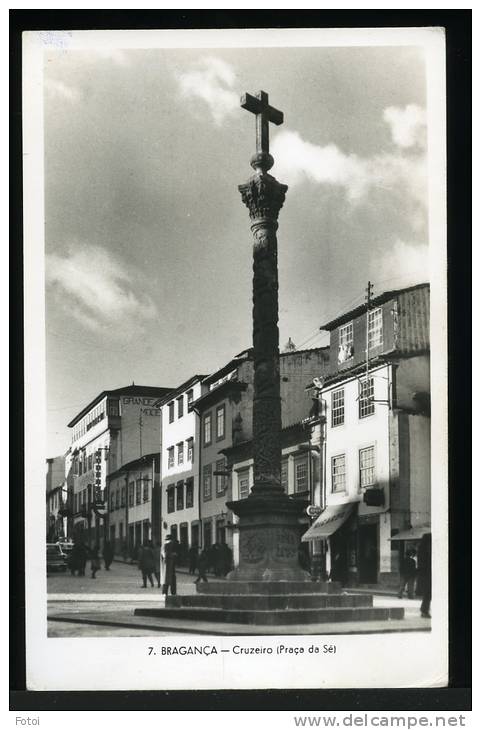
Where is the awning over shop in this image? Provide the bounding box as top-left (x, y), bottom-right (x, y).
top-left (389, 525), bottom-right (431, 541)
top-left (301, 503), bottom-right (355, 542)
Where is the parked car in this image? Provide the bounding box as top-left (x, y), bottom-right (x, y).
top-left (47, 543), bottom-right (67, 573)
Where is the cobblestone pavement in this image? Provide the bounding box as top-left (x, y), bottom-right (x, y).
top-left (47, 560), bottom-right (203, 596)
top-left (47, 562), bottom-right (430, 637)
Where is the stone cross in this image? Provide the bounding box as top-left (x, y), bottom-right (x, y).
top-left (240, 90), bottom-right (284, 155)
top-left (226, 90), bottom-right (309, 582)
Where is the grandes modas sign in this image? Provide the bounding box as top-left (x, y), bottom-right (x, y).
top-left (306, 505), bottom-right (323, 519)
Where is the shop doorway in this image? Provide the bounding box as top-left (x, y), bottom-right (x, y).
top-left (358, 524), bottom-right (378, 583)
top-left (191, 523), bottom-right (200, 547)
top-left (203, 521), bottom-right (212, 548)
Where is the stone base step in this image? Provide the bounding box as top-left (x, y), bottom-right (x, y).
top-left (196, 581), bottom-right (341, 595)
top-left (166, 593), bottom-right (372, 610)
top-left (134, 605), bottom-right (404, 626)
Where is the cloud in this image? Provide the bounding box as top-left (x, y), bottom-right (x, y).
top-left (375, 239), bottom-right (429, 289)
top-left (177, 57), bottom-right (238, 125)
top-left (383, 104), bottom-right (427, 149)
top-left (271, 105), bottom-right (427, 214)
top-left (46, 243), bottom-right (157, 335)
top-left (45, 78), bottom-right (81, 102)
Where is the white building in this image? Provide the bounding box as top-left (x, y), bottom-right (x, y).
top-left (66, 384), bottom-right (172, 549)
top-left (157, 375), bottom-right (208, 561)
top-left (303, 284), bottom-right (430, 587)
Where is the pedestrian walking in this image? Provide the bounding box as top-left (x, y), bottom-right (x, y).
top-left (417, 533), bottom-right (432, 618)
top-left (161, 534), bottom-right (178, 595)
top-left (138, 540), bottom-right (156, 588)
top-left (195, 548), bottom-right (209, 584)
top-left (188, 545), bottom-right (198, 575)
top-left (103, 540), bottom-right (114, 571)
top-left (78, 541), bottom-right (89, 576)
top-left (219, 543), bottom-right (233, 577)
top-left (90, 544), bottom-right (101, 579)
top-left (398, 548), bottom-right (417, 599)
top-left (153, 540), bottom-right (162, 588)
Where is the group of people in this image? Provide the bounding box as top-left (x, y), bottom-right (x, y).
top-left (67, 539), bottom-right (114, 579)
top-left (397, 533), bottom-right (432, 618)
top-left (137, 535), bottom-right (177, 595)
top-left (188, 542), bottom-right (233, 579)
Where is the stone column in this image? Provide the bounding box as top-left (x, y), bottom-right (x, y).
top-left (226, 151), bottom-right (309, 582)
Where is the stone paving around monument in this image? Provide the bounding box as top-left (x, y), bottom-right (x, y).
top-left (47, 561), bottom-right (431, 637)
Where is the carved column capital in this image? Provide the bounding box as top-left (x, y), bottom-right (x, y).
top-left (238, 173), bottom-right (288, 224)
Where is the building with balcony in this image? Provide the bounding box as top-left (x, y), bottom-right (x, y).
top-left (192, 346), bottom-right (330, 564)
top-left (66, 384), bottom-right (172, 549)
top-left (302, 283), bottom-right (430, 588)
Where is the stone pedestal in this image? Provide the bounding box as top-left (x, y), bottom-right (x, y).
top-left (226, 495), bottom-right (309, 581)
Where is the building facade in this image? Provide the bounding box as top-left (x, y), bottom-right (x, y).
top-left (192, 347), bottom-right (330, 563)
top-left (66, 384), bottom-right (172, 550)
top-left (46, 455), bottom-right (67, 541)
top-left (303, 283), bottom-right (430, 588)
top-left (158, 375), bottom-right (207, 562)
top-left (106, 452), bottom-right (161, 559)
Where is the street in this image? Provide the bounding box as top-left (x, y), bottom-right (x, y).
top-left (47, 561), bottom-right (430, 637)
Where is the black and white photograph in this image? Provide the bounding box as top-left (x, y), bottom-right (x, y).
top-left (22, 26), bottom-right (449, 691)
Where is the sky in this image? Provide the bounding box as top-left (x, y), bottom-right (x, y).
top-left (44, 41), bottom-right (429, 457)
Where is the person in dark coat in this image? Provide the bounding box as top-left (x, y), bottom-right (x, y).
top-left (219, 543), bottom-right (233, 577)
top-left (103, 540), bottom-right (114, 571)
top-left (153, 540), bottom-right (162, 588)
top-left (417, 533), bottom-right (432, 618)
top-left (195, 549), bottom-right (209, 584)
top-left (398, 548), bottom-right (417, 599)
top-left (77, 541), bottom-right (89, 576)
top-left (138, 540), bottom-right (156, 588)
top-left (161, 535), bottom-right (178, 595)
top-left (188, 545), bottom-right (198, 575)
top-left (90, 544), bottom-right (101, 579)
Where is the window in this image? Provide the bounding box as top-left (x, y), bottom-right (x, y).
top-left (168, 402), bottom-right (175, 423)
top-left (135, 479), bottom-right (142, 505)
top-left (338, 322), bottom-right (354, 363)
top-left (167, 446), bottom-right (174, 469)
top-left (87, 454), bottom-right (93, 471)
top-left (177, 442), bottom-right (184, 465)
top-left (187, 389), bottom-right (194, 412)
top-left (186, 437), bottom-right (194, 462)
top-left (332, 454), bottom-right (346, 493)
top-left (167, 486), bottom-right (175, 513)
top-left (368, 308), bottom-right (383, 349)
top-left (216, 404), bottom-right (225, 441)
top-left (203, 464), bottom-right (212, 501)
top-left (176, 482), bottom-right (184, 510)
top-left (107, 399), bottom-right (119, 416)
top-left (203, 413), bottom-right (212, 446)
top-left (295, 458), bottom-right (308, 493)
top-left (128, 481), bottom-right (134, 507)
top-left (121, 486), bottom-right (126, 507)
top-left (177, 396), bottom-right (184, 419)
top-left (281, 460), bottom-right (288, 491)
top-left (110, 493), bottom-right (115, 512)
top-left (115, 490), bottom-right (120, 510)
top-left (143, 479), bottom-right (149, 502)
top-left (238, 469), bottom-right (250, 500)
top-left (331, 388), bottom-right (345, 427)
top-left (359, 446), bottom-right (375, 488)
top-left (359, 377), bottom-right (375, 418)
top-left (216, 458), bottom-right (226, 495)
top-left (79, 459), bottom-right (83, 476)
top-left (186, 478), bottom-right (194, 508)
